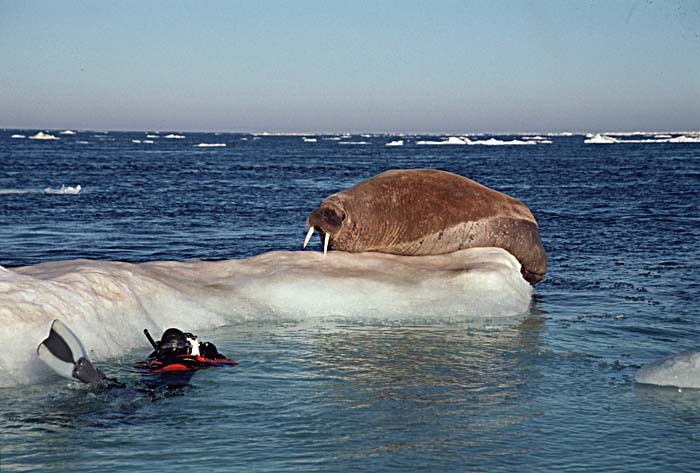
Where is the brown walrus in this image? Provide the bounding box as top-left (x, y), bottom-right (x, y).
top-left (304, 169), bottom-right (547, 284)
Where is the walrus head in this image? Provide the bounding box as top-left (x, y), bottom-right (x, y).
top-left (304, 202), bottom-right (347, 255)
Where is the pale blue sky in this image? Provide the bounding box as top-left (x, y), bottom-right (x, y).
top-left (1, 0), bottom-right (698, 133)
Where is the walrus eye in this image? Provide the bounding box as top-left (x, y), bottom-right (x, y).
top-left (322, 207), bottom-right (345, 229)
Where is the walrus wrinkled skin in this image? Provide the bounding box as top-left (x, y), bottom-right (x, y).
top-left (305, 169), bottom-right (547, 284)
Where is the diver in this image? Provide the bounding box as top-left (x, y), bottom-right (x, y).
top-left (37, 320), bottom-right (236, 389)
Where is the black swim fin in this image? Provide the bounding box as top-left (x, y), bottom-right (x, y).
top-left (37, 320), bottom-right (107, 385)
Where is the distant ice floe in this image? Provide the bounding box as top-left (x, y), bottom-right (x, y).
top-left (59, 130), bottom-right (76, 135)
top-left (323, 137), bottom-right (342, 141)
top-left (584, 134), bottom-right (619, 144)
top-left (386, 139), bottom-right (404, 146)
top-left (76, 141), bottom-right (89, 145)
top-left (416, 136), bottom-right (541, 146)
top-left (146, 134), bottom-right (159, 139)
top-left (28, 131), bottom-right (59, 140)
top-left (11, 134), bottom-right (25, 139)
top-left (417, 136), bottom-right (468, 145)
top-left (585, 133), bottom-right (700, 144)
top-left (302, 137), bottom-right (318, 143)
top-left (164, 133), bottom-right (185, 139)
top-left (196, 143), bottom-right (226, 148)
top-left (635, 350), bottom-right (700, 389)
top-left (43, 184), bottom-right (81, 195)
top-left (339, 141), bottom-right (369, 145)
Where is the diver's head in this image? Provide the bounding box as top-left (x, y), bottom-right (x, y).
top-left (157, 328), bottom-right (188, 360)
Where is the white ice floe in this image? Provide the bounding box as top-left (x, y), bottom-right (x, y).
top-left (29, 132), bottom-right (59, 140)
top-left (11, 134), bottom-right (25, 139)
top-left (76, 141), bottom-right (89, 145)
top-left (654, 134), bottom-right (672, 139)
top-left (302, 137), bottom-right (318, 143)
top-left (635, 350), bottom-right (700, 389)
top-left (59, 130), bottom-right (76, 135)
top-left (386, 140), bottom-right (404, 146)
top-left (146, 134), bottom-right (159, 139)
top-left (132, 139), bottom-right (142, 144)
top-left (584, 134), bottom-right (619, 144)
top-left (416, 136), bottom-right (468, 145)
top-left (471, 138), bottom-right (537, 146)
top-left (196, 143), bottom-right (226, 147)
top-left (338, 141), bottom-right (369, 145)
top-left (164, 133), bottom-right (186, 139)
top-left (0, 247), bottom-right (532, 386)
top-left (323, 137), bottom-right (342, 141)
top-left (143, 140), bottom-right (154, 144)
top-left (43, 184), bottom-right (81, 195)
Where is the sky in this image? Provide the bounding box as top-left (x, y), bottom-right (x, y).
top-left (1, 0), bottom-right (699, 133)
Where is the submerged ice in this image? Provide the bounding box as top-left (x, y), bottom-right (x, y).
top-left (0, 248), bottom-right (532, 387)
top-left (635, 350), bottom-right (700, 389)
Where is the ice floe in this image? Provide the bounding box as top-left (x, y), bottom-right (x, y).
top-left (164, 133), bottom-right (186, 139)
top-left (584, 134), bottom-right (619, 144)
top-left (11, 134), bottom-right (25, 139)
top-left (59, 130), bottom-right (76, 135)
top-left (386, 140), bottom-right (404, 146)
top-left (28, 132), bottom-right (59, 140)
top-left (0, 247), bottom-right (532, 386)
top-left (196, 143), bottom-right (227, 147)
top-left (635, 350), bottom-right (700, 389)
top-left (43, 184), bottom-right (81, 195)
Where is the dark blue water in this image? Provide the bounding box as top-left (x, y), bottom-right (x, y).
top-left (1, 131), bottom-right (699, 471)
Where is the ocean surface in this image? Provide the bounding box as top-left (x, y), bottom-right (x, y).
top-left (1, 130), bottom-right (699, 471)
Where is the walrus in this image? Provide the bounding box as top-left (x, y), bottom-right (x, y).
top-left (303, 169), bottom-right (547, 284)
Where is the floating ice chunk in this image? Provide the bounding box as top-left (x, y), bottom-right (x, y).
top-left (11, 134), bottom-right (26, 139)
top-left (28, 131), bottom-right (59, 140)
top-left (43, 184), bottom-right (81, 195)
top-left (302, 137), bottom-right (318, 143)
top-left (654, 134), bottom-right (672, 139)
top-left (143, 140), bottom-right (154, 144)
top-left (76, 141), bottom-right (89, 144)
top-left (164, 133), bottom-right (185, 139)
top-left (416, 136), bottom-right (468, 145)
top-left (196, 143), bottom-right (226, 147)
top-left (323, 137), bottom-right (341, 141)
top-left (584, 134), bottom-right (619, 144)
top-left (0, 247), bottom-right (532, 386)
top-left (132, 139), bottom-right (142, 143)
top-left (471, 138), bottom-right (537, 146)
top-left (146, 134), bottom-right (159, 138)
top-left (635, 350), bottom-right (700, 389)
top-left (59, 130), bottom-right (76, 135)
top-left (668, 135), bottom-right (700, 143)
top-left (338, 141), bottom-right (369, 145)
top-left (386, 139), bottom-right (404, 146)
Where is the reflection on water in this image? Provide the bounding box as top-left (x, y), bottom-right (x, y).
top-left (1, 318), bottom-right (545, 471)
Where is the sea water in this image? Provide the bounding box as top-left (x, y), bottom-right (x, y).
top-left (1, 131), bottom-right (699, 471)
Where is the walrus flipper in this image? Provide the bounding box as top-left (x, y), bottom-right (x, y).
top-left (37, 320), bottom-right (106, 384)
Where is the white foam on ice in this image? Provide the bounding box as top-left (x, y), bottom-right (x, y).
top-left (635, 350), bottom-right (700, 389)
top-left (28, 132), bottom-right (59, 140)
top-left (0, 247), bottom-right (533, 387)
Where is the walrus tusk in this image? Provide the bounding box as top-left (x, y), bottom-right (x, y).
top-left (323, 232), bottom-right (330, 256)
top-left (303, 226), bottom-right (315, 248)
